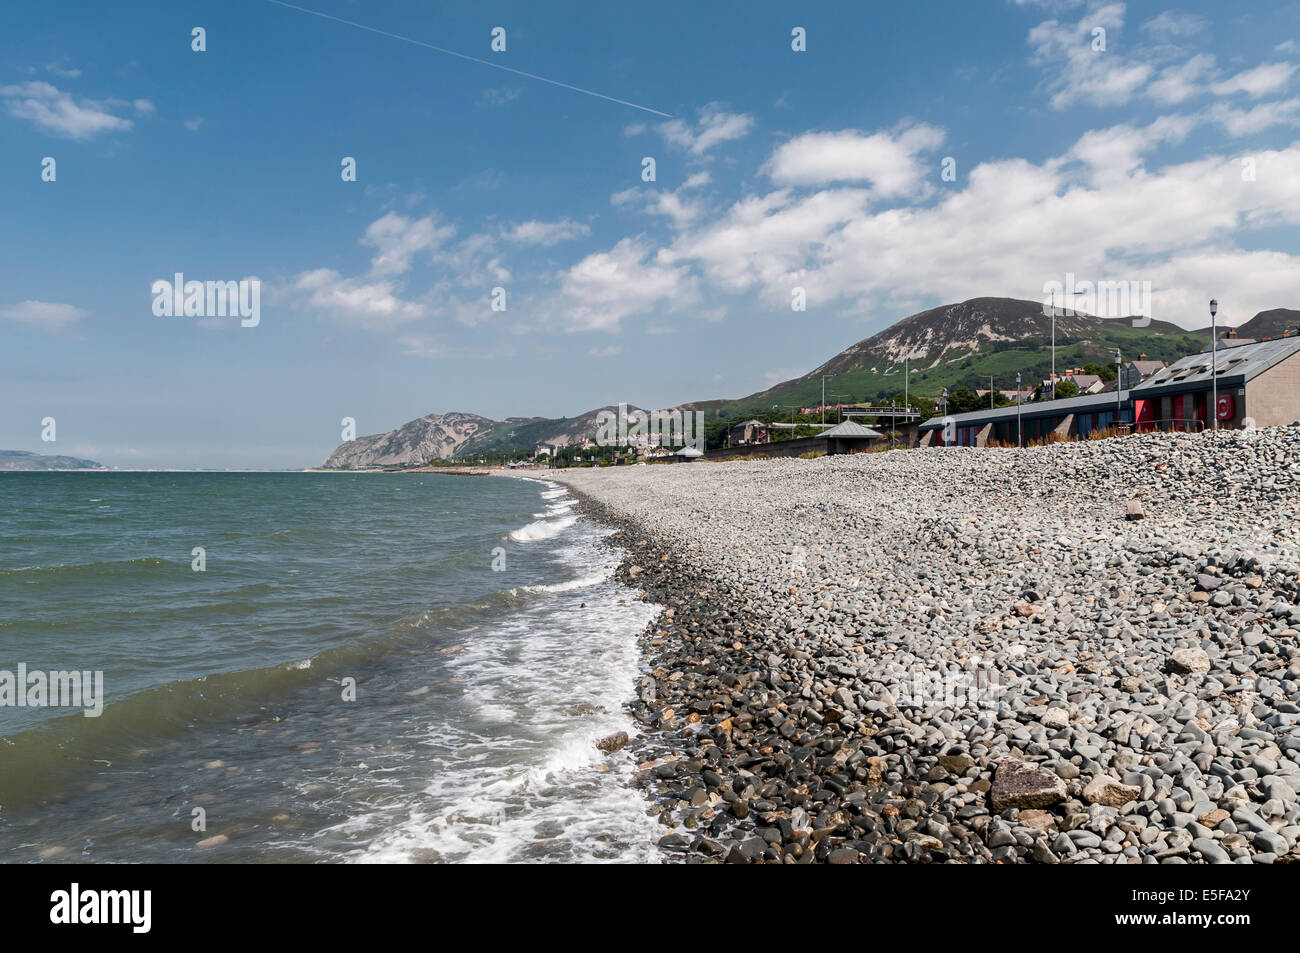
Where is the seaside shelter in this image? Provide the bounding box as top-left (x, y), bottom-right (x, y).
top-left (818, 419), bottom-right (884, 454)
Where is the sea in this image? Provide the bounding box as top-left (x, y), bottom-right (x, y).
top-left (0, 472), bottom-right (663, 863)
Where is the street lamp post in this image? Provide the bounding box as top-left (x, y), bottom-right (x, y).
top-left (1210, 299), bottom-right (1219, 431)
top-left (1016, 372), bottom-right (1023, 447)
top-left (1048, 288), bottom-right (1087, 398)
top-left (1115, 348), bottom-right (1122, 428)
top-left (1050, 290), bottom-right (1056, 392)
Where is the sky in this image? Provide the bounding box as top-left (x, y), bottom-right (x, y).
top-left (1, 0), bottom-right (1298, 468)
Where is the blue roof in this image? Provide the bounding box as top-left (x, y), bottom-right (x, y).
top-left (918, 389), bottom-right (1130, 430)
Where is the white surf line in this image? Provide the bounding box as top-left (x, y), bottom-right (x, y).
top-left (263, 0), bottom-right (675, 118)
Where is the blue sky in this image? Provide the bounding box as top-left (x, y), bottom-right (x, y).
top-left (2, 0), bottom-right (1297, 467)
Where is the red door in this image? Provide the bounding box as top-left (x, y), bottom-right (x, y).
top-left (1135, 398), bottom-right (1155, 433)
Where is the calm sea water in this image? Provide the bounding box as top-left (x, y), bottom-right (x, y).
top-left (0, 472), bottom-right (662, 863)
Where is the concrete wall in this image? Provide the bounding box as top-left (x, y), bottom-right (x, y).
top-left (1246, 358), bottom-right (1300, 428)
top-left (703, 436), bottom-right (830, 460)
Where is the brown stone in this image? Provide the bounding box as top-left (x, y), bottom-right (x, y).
top-left (939, 754), bottom-right (976, 775)
top-left (1198, 808), bottom-right (1230, 829)
top-left (596, 731), bottom-right (629, 753)
top-left (1018, 809), bottom-right (1059, 832)
top-left (1083, 775), bottom-right (1141, 807)
top-left (991, 758), bottom-right (1067, 812)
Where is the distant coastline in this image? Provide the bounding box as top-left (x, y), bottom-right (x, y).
top-left (0, 450), bottom-right (106, 471)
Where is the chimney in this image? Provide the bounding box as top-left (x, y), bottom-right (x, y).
top-left (1138, 351), bottom-right (1146, 360)
top-left (1224, 327), bottom-right (1237, 339)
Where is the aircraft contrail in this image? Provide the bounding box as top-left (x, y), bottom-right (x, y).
top-left (263, 0), bottom-right (675, 118)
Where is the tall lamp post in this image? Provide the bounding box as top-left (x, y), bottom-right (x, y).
top-left (1015, 372), bottom-right (1023, 447)
top-left (1209, 299), bottom-right (1218, 431)
top-left (1115, 348), bottom-right (1122, 428)
top-left (1049, 290), bottom-right (1057, 393)
top-left (1047, 288), bottom-right (1087, 396)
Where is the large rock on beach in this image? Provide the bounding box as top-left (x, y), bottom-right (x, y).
top-left (991, 759), bottom-right (1068, 811)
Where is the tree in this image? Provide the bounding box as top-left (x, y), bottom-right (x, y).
top-left (1082, 361), bottom-right (1117, 382)
top-left (946, 387), bottom-right (983, 414)
top-left (1053, 379), bottom-right (1079, 400)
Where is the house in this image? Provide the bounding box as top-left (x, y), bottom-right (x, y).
top-left (729, 419), bottom-right (769, 445)
top-left (1119, 355), bottom-right (1167, 390)
top-left (1042, 369), bottom-right (1104, 395)
top-left (976, 388), bottom-right (1033, 404)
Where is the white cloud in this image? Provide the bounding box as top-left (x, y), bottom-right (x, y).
top-left (558, 238), bottom-right (696, 332)
top-left (133, 99), bottom-right (155, 114)
top-left (764, 123), bottom-right (944, 196)
top-left (1028, 3), bottom-right (1153, 109)
top-left (1, 299), bottom-right (87, 330)
top-left (45, 63), bottom-right (81, 79)
top-left (184, 117), bottom-right (204, 132)
top-left (501, 219), bottom-right (590, 246)
top-left (612, 186), bottom-right (704, 229)
top-left (1148, 53), bottom-right (1215, 105)
top-left (0, 81), bottom-right (133, 139)
top-left (667, 186), bottom-right (873, 298)
top-left (1206, 98), bottom-right (1300, 137)
top-left (1212, 62), bottom-right (1297, 99)
top-left (361, 212), bottom-right (455, 277)
top-left (1068, 115), bottom-right (1195, 185)
top-left (653, 103), bottom-right (754, 155)
top-left (288, 268), bottom-right (428, 328)
top-left (643, 120), bottom-right (1300, 328)
top-left (1141, 11), bottom-right (1209, 41)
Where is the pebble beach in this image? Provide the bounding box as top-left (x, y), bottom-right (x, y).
top-left (542, 426), bottom-right (1300, 864)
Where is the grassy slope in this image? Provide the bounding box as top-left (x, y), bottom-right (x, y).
top-left (708, 324), bottom-right (1206, 420)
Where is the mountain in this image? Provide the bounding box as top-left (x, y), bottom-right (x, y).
top-left (320, 406), bottom-right (658, 467)
top-left (708, 297), bottom-right (1207, 418)
top-left (0, 450), bottom-right (107, 471)
top-left (1237, 308), bottom-right (1300, 340)
top-left (319, 297), bottom-right (1291, 464)
top-left (458, 405), bottom-right (647, 457)
top-left (322, 412), bottom-right (495, 468)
